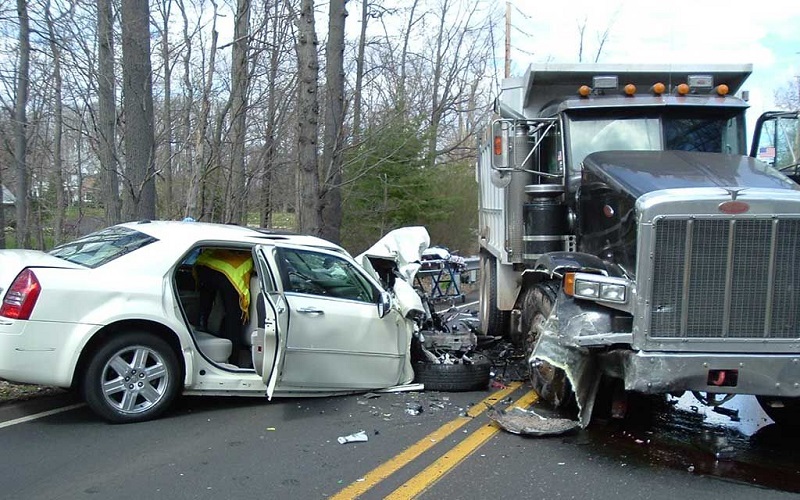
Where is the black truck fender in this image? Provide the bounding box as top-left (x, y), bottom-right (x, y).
top-left (520, 251), bottom-right (610, 287)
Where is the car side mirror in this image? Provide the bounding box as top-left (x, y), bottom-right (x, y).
top-left (377, 291), bottom-right (392, 318)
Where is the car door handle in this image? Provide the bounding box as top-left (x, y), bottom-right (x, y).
top-left (297, 307), bottom-right (324, 315)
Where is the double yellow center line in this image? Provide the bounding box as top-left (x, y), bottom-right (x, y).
top-left (332, 382), bottom-right (538, 499)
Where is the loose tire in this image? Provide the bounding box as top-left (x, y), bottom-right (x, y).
top-left (414, 355), bottom-right (491, 392)
top-left (519, 281), bottom-right (576, 410)
top-left (757, 396), bottom-right (800, 427)
top-left (83, 331), bottom-right (180, 424)
top-left (479, 252), bottom-right (509, 338)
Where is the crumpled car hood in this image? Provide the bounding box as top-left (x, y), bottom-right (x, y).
top-left (357, 226), bottom-right (430, 317)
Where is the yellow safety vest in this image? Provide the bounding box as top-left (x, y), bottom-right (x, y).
top-left (196, 249), bottom-right (254, 322)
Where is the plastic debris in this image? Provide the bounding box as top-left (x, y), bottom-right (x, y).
top-left (405, 404), bottom-right (424, 416)
top-left (337, 430), bottom-right (369, 444)
top-left (488, 406), bottom-right (580, 437)
top-left (378, 383), bottom-right (424, 393)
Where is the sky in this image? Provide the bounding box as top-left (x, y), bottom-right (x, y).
top-left (506, 0), bottom-right (800, 138)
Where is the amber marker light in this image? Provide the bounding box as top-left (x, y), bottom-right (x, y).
top-left (493, 135), bottom-right (503, 156)
top-left (564, 273), bottom-right (576, 296)
top-left (715, 84), bottom-right (729, 96)
top-left (651, 82), bottom-right (666, 95)
top-left (624, 84), bottom-right (636, 96)
top-left (578, 85), bottom-right (592, 97)
top-left (676, 83), bottom-right (690, 95)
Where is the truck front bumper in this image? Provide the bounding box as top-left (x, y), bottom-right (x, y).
top-left (603, 350), bottom-right (800, 397)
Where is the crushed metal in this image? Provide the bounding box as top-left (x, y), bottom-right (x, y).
top-left (488, 406), bottom-right (580, 437)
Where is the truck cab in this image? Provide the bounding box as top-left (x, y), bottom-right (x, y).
top-left (478, 63), bottom-right (800, 426)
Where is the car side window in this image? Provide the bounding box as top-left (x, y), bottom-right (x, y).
top-left (276, 247), bottom-right (377, 303)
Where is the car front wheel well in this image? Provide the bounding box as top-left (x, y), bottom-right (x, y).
top-left (72, 320), bottom-right (184, 391)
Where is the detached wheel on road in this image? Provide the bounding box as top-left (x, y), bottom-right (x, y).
top-left (83, 331), bottom-right (180, 424)
top-left (479, 253), bottom-right (509, 338)
top-left (757, 396), bottom-right (800, 427)
top-left (415, 355), bottom-right (491, 392)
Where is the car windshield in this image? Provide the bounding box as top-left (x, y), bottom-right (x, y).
top-left (49, 226), bottom-right (157, 268)
top-left (566, 108), bottom-right (746, 173)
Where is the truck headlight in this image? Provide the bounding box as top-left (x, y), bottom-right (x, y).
top-left (566, 273), bottom-right (628, 304)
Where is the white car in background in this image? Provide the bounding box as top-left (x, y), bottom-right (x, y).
top-left (0, 221), bottom-right (430, 423)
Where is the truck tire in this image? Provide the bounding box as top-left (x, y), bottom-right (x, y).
top-left (414, 355), bottom-right (491, 392)
top-left (757, 396), bottom-right (800, 426)
top-left (479, 253), bottom-right (509, 338)
top-left (519, 281), bottom-right (576, 411)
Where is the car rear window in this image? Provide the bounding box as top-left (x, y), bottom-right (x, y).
top-left (49, 226), bottom-right (157, 268)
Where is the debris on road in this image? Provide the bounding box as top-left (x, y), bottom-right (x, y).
top-left (337, 430), bottom-right (369, 444)
top-left (488, 406), bottom-right (579, 437)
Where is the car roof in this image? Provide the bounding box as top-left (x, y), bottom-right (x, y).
top-left (118, 220), bottom-right (347, 253)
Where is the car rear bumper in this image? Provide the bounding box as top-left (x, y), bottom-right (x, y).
top-left (0, 318), bottom-right (95, 388)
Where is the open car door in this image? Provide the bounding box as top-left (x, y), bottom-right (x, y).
top-left (251, 245), bottom-right (288, 399)
top-left (751, 110), bottom-right (800, 184)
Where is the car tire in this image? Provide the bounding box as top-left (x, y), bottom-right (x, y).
top-left (757, 396), bottom-right (800, 426)
top-left (414, 354), bottom-right (491, 392)
top-left (519, 281), bottom-right (577, 412)
top-left (479, 252), bottom-right (509, 338)
top-left (83, 331), bottom-right (180, 424)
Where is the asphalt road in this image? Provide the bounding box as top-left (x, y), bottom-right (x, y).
top-left (0, 381), bottom-right (797, 500)
top-left (1, 296), bottom-right (798, 499)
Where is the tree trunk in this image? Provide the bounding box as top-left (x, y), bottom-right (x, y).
top-left (294, 0), bottom-right (321, 235)
top-left (178, 0), bottom-right (195, 218)
top-left (121, 0), bottom-right (156, 220)
top-left (319, 0), bottom-right (347, 243)
top-left (45, 0), bottom-right (65, 245)
top-left (228, 0), bottom-right (251, 225)
top-left (97, 0), bottom-right (120, 224)
top-left (187, 7), bottom-right (219, 220)
top-left (14, 0), bottom-right (30, 248)
top-left (351, 0), bottom-right (368, 141)
top-left (159, 0), bottom-right (174, 218)
top-left (259, 0), bottom-right (281, 229)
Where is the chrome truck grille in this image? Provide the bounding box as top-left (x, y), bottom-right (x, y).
top-left (650, 217), bottom-right (800, 339)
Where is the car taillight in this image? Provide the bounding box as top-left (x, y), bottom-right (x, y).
top-left (0, 269), bottom-right (41, 320)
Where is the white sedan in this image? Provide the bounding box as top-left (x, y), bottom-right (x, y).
top-left (0, 221), bottom-right (429, 423)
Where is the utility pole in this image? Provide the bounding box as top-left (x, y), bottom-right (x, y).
top-left (504, 2), bottom-right (511, 78)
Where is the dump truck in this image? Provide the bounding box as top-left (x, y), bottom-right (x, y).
top-left (477, 63), bottom-right (800, 426)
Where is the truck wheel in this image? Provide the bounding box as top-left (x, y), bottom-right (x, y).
top-left (83, 331), bottom-right (181, 424)
top-left (757, 396), bottom-right (800, 426)
top-left (414, 355), bottom-right (491, 392)
top-left (479, 253), bottom-right (509, 337)
top-left (520, 281), bottom-right (576, 411)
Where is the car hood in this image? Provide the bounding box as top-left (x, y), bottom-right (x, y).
top-left (0, 250), bottom-right (83, 295)
top-left (357, 227), bottom-right (430, 317)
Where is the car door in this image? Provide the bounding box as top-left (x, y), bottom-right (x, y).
top-left (270, 244), bottom-right (406, 390)
top-left (251, 245), bottom-right (288, 399)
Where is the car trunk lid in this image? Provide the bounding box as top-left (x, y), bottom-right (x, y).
top-left (0, 250), bottom-right (83, 296)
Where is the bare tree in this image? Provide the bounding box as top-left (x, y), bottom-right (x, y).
top-left (97, 0), bottom-right (120, 224)
top-left (120, 0), bottom-right (156, 220)
top-left (351, 0), bottom-right (372, 141)
top-left (319, 0), bottom-right (347, 243)
top-left (14, 0), bottom-right (31, 247)
top-left (228, 0), bottom-right (251, 225)
top-left (155, 0), bottom-right (174, 218)
top-left (44, 0), bottom-right (65, 244)
top-left (294, 0), bottom-right (321, 235)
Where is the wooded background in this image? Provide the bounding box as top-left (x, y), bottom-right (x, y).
top-left (0, 0), bottom-right (501, 255)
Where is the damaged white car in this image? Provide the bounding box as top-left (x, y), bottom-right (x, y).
top-left (0, 221), bottom-right (432, 423)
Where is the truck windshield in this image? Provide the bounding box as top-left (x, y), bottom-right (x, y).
top-left (566, 109), bottom-right (746, 172)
